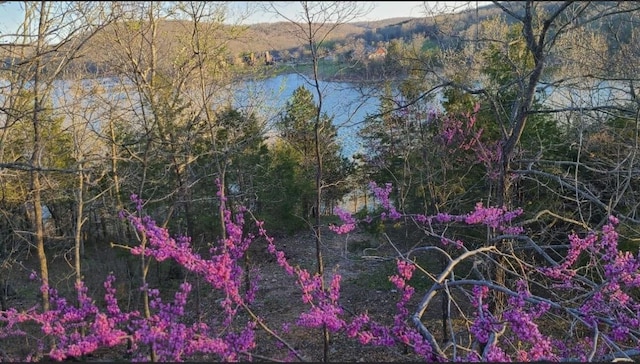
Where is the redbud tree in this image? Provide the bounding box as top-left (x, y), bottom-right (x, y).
top-left (1, 176), bottom-right (639, 361)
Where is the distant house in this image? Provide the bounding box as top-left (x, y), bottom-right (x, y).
top-left (242, 52), bottom-right (256, 66)
top-left (241, 51), bottom-right (278, 66)
top-left (368, 47), bottom-right (387, 60)
top-left (265, 51), bottom-right (274, 65)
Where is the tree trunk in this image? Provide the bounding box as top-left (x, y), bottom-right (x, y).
top-left (31, 2), bottom-right (50, 312)
top-left (31, 167), bottom-right (49, 312)
top-left (74, 166), bottom-right (85, 288)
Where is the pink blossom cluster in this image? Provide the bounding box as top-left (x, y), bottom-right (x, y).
top-left (437, 103), bottom-right (481, 148)
top-left (4, 178), bottom-right (640, 362)
top-left (500, 281), bottom-right (555, 361)
top-left (328, 206), bottom-right (357, 234)
top-left (0, 191), bottom-right (260, 361)
top-left (0, 277), bottom-right (132, 361)
top-left (334, 182), bottom-right (640, 361)
top-left (369, 181), bottom-right (402, 220)
top-left (431, 103), bottom-right (503, 180)
top-left (468, 285), bottom-right (502, 345)
top-left (329, 184), bottom-right (525, 247)
top-left (388, 260), bottom-right (432, 358)
top-left (464, 202), bottom-right (524, 234)
top-left (256, 217), bottom-right (433, 359)
top-left (538, 215), bottom-right (640, 346)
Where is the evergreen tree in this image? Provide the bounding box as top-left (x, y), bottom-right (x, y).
top-left (276, 86), bottom-right (347, 220)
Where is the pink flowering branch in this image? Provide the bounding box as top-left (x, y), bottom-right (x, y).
top-left (2, 182), bottom-right (437, 361)
top-left (429, 103), bottom-right (503, 180)
top-left (253, 213), bottom-right (435, 360)
top-left (0, 191), bottom-right (292, 362)
top-left (0, 277), bottom-right (133, 361)
top-left (5, 175), bottom-right (640, 362)
top-left (329, 182), bottom-right (640, 362)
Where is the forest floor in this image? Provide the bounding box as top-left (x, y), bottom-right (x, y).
top-left (245, 225), bottom-right (432, 362)
top-left (2, 223), bottom-right (452, 362)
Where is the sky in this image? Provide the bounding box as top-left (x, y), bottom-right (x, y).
top-left (0, 1), bottom-right (486, 39)
top-left (232, 2), bottom-right (431, 24)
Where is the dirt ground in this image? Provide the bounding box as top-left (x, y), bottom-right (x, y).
top-left (244, 225), bottom-right (432, 362)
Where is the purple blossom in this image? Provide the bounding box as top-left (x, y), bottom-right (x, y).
top-left (4, 171), bottom-right (640, 364)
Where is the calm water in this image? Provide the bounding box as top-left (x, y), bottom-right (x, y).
top-left (39, 73), bottom-right (384, 159)
top-left (7, 74), bottom-right (632, 160)
top-left (231, 73), bottom-right (382, 159)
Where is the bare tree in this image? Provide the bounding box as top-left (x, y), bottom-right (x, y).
top-left (0, 2), bottom-right (113, 315)
top-left (376, 0), bottom-right (640, 352)
top-left (263, 2), bottom-right (372, 362)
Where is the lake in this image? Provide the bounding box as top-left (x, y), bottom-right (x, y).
top-left (32, 73), bottom-right (385, 160)
top-left (231, 74), bottom-right (634, 159)
top-left (231, 73), bottom-right (382, 159)
top-left (5, 73), bottom-right (633, 161)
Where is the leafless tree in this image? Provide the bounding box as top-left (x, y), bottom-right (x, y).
top-left (263, 2), bottom-right (373, 362)
top-left (0, 1), bottom-right (114, 315)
